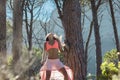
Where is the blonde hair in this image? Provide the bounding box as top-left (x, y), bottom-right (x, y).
top-left (45, 33), bottom-right (59, 41)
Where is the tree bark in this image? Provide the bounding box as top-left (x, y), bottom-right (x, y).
top-left (108, 0), bottom-right (120, 60)
top-left (85, 21), bottom-right (93, 75)
top-left (0, 0), bottom-right (6, 56)
top-left (12, 0), bottom-right (24, 64)
top-left (90, 0), bottom-right (102, 78)
top-left (24, 1), bottom-right (33, 51)
top-left (55, 0), bottom-right (86, 79)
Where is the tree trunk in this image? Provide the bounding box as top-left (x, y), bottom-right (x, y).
top-left (12, 0), bottom-right (24, 64)
top-left (108, 0), bottom-right (120, 60)
top-left (24, 2), bottom-right (33, 51)
top-left (55, 0), bottom-right (86, 79)
top-left (90, 0), bottom-right (102, 77)
top-left (0, 0), bottom-right (6, 56)
top-left (85, 21), bottom-right (93, 76)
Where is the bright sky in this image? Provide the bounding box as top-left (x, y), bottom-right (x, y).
top-left (39, 0), bottom-right (56, 22)
top-left (6, 0), bottom-right (56, 22)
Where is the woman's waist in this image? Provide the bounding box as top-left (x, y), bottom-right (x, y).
top-left (48, 55), bottom-right (59, 59)
top-left (46, 58), bottom-right (60, 63)
top-left (47, 58), bottom-right (59, 60)
top-left (47, 51), bottom-right (60, 59)
top-left (47, 48), bottom-right (59, 52)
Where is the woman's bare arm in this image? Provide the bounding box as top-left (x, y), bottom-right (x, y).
top-left (56, 39), bottom-right (64, 52)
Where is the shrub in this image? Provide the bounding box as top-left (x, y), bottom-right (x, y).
top-left (100, 49), bottom-right (119, 80)
top-left (7, 55), bottom-right (13, 66)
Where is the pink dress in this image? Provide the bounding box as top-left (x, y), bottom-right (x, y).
top-left (40, 58), bottom-right (73, 80)
top-left (40, 40), bottom-right (73, 80)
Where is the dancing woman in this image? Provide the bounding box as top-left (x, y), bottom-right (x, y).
top-left (40, 33), bottom-right (69, 80)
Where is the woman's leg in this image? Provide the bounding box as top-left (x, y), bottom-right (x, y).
top-left (59, 67), bottom-right (69, 80)
top-left (46, 70), bottom-right (51, 80)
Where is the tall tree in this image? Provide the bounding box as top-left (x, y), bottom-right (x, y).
top-left (0, 0), bottom-right (6, 56)
top-left (81, 0), bottom-right (102, 76)
top-left (84, 21), bottom-right (93, 75)
top-left (24, 0), bottom-right (43, 51)
top-left (55, 0), bottom-right (85, 79)
top-left (90, 0), bottom-right (102, 78)
top-left (24, 0), bottom-right (33, 51)
top-left (12, 0), bottom-right (24, 64)
top-left (108, 0), bottom-right (120, 60)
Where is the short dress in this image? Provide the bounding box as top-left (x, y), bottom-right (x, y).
top-left (40, 58), bottom-right (73, 80)
top-left (40, 40), bottom-right (73, 80)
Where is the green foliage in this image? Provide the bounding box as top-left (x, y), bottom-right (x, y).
top-left (7, 55), bottom-right (13, 66)
top-left (118, 62), bottom-right (120, 69)
top-left (112, 62), bottom-right (120, 80)
top-left (6, 20), bottom-right (13, 39)
top-left (58, 52), bottom-right (64, 62)
top-left (22, 47), bottom-right (43, 58)
top-left (32, 47), bottom-right (42, 59)
top-left (103, 49), bottom-right (118, 63)
top-left (81, 0), bottom-right (90, 6)
top-left (101, 61), bottom-right (118, 79)
top-left (100, 49), bottom-right (119, 80)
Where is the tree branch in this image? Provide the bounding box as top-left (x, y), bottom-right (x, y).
top-left (54, 0), bottom-right (63, 19)
top-left (96, 0), bottom-right (102, 10)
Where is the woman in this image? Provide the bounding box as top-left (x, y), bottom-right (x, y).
top-left (40, 33), bottom-right (69, 80)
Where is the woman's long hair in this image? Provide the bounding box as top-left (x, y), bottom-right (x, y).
top-left (45, 33), bottom-right (59, 41)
